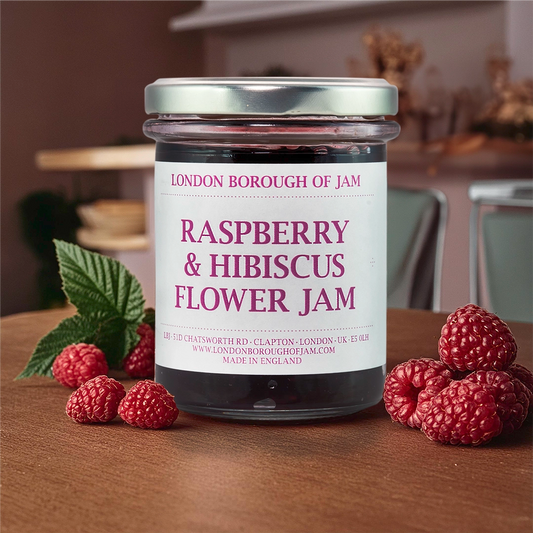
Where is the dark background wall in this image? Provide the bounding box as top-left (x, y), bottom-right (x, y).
top-left (1, 1), bottom-right (202, 315)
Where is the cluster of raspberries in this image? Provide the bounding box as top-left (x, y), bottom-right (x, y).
top-left (383, 304), bottom-right (533, 446)
top-left (52, 324), bottom-right (178, 429)
top-left (52, 323), bottom-right (155, 385)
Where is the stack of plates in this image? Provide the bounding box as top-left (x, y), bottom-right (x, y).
top-left (76, 200), bottom-right (148, 250)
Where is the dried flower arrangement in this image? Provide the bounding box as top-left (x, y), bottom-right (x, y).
top-left (360, 26), bottom-right (424, 126)
top-left (472, 51), bottom-right (533, 141)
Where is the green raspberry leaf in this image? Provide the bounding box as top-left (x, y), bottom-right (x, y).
top-left (17, 241), bottom-right (146, 379)
top-left (16, 314), bottom-right (98, 379)
top-left (142, 307), bottom-right (155, 330)
top-left (54, 239), bottom-right (145, 322)
top-left (92, 315), bottom-right (140, 368)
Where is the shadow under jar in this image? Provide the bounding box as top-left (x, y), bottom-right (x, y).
top-left (144, 78), bottom-right (400, 421)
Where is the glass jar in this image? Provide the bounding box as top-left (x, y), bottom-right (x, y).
top-left (144, 78), bottom-right (400, 421)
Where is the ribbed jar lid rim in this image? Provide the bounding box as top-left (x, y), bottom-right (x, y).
top-left (145, 77), bottom-right (398, 117)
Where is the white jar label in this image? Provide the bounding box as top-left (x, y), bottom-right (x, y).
top-left (155, 161), bottom-right (386, 375)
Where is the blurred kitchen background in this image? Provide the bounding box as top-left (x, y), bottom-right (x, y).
top-left (2, 1), bottom-right (532, 320)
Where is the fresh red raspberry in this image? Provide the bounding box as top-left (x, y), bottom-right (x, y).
top-left (422, 380), bottom-right (502, 446)
top-left (118, 380), bottom-right (178, 429)
top-left (383, 358), bottom-right (454, 428)
top-left (506, 363), bottom-right (533, 402)
top-left (66, 375), bottom-right (126, 424)
top-left (123, 323), bottom-right (155, 378)
top-left (465, 370), bottom-right (530, 435)
top-left (438, 304), bottom-right (517, 372)
top-left (52, 343), bottom-right (109, 388)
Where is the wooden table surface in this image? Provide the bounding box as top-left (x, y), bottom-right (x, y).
top-left (2, 308), bottom-right (532, 533)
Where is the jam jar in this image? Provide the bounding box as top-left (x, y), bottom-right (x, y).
top-left (144, 77), bottom-right (400, 420)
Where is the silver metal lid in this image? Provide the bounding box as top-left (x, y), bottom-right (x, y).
top-left (145, 77), bottom-right (398, 117)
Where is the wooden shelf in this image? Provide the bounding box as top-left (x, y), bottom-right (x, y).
top-left (169, 0), bottom-right (501, 32)
top-left (388, 135), bottom-right (533, 175)
top-left (390, 135), bottom-right (533, 155)
top-left (35, 144), bottom-right (155, 171)
top-left (76, 228), bottom-right (149, 251)
top-left (36, 136), bottom-right (531, 178)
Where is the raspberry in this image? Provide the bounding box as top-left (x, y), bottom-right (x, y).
top-left (118, 380), bottom-right (178, 429)
top-left (383, 358), bottom-right (453, 428)
top-left (52, 343), bottom-right (109, 388)
top-left (438, 304), bottom-right (517, 372)
top-left (123, 323), bottom-right (155, 378)
top-left (465, 370), bottom-right (530, 435)
top-left (506, 363), bottom-right (533, 402)
top-left (66, 375), bottom-right (126, 424)
top-left (422, 380), bottom-right (502, 446)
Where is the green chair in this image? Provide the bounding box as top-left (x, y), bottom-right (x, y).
top-left (469, 180), bottom-right (533, 323)
top-left (387, 187), bottom-right (447, 311)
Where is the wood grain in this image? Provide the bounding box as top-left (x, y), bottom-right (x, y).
top-left (1, 308), bottom-right (532, 533)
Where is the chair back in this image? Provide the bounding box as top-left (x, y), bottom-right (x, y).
top-left (469, 180), bottom-right (533, 322)
top-left (387, 187), bottom-right (447, 311)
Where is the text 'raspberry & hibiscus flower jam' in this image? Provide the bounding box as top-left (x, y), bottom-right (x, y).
top-left (143, 78), bottom-right (399, 421)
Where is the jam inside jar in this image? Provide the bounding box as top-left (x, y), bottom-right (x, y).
top-left (144, 79), bottom-right (400, 421)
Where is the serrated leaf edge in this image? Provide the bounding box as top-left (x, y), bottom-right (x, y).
top-left (54, 240), bottom-right (145, 321)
